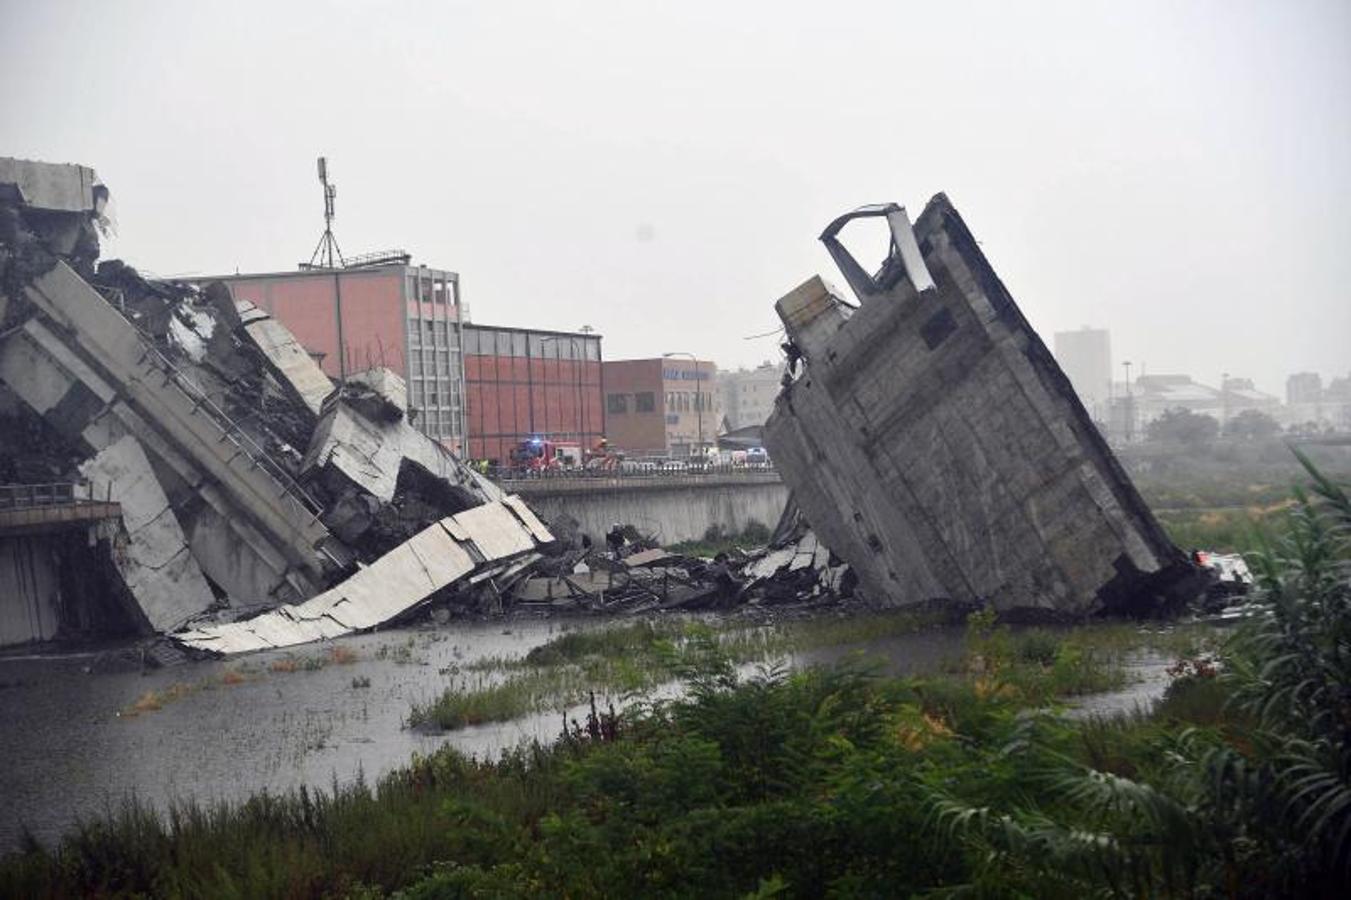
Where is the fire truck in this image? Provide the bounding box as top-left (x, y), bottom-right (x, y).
top-left (510, 436), bottom-right (621, 475)
top-left (509, 438), bottom-right (581, 474)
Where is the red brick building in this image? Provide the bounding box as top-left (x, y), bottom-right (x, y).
top-left (463, 324), bottom-right (604, 464)
top-left (601, 357), bottom-right (718, 457)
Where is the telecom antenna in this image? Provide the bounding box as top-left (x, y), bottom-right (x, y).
top-left (306, 156), bottom-right (345, 269)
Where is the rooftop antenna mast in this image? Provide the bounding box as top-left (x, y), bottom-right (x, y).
top-left (307, 156), bottom-right (345, 269)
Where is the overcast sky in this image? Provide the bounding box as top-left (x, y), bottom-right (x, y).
top-left (4, 0), bottom-right (1348, 394)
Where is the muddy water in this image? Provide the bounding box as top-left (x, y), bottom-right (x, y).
top-left (0, 619), bottom-right (1166, 851)
top-left (0, 621), bottom-right (584, 850)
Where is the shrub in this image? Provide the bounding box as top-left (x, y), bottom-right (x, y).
top-left (741, 518), bottom-right (771, 544)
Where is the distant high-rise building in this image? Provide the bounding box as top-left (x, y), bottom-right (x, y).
top-left (1287, 372), bottom-right (1322, 405)
top-left (718, 361), bottom-right (784, 431)
top-left (1053, 327), bottom-right (1112, 420)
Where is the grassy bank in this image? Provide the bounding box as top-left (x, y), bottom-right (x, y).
top-left (407, 606), bottom-right (1197, 732)
top-left (1154, 503), bottom-right (1291, 555)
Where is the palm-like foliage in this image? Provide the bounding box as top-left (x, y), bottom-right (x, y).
top-left (927, 452), bottom-right (1351, 897)
top-left (1220, 449), bottom-right (1351, 888)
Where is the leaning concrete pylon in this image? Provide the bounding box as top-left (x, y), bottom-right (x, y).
top-left (764, 197), bottom-right (1202, 617)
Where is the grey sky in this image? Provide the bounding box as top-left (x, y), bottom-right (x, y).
top-left (4, 0), bottom-right (1348, 395)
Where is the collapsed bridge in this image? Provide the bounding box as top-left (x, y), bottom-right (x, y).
top-left (1, 156), bottom-right (1207, 653)
top-left (0, 157), bottom-right (553, 652)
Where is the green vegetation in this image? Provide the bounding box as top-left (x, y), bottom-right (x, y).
top-left (410, 604), bottom-right (1215, 734)
top-left (6, 456), bottom-right (1346, 897)
top-left (411, 609), bottom-right (965, 732)
top-left (667, 518), bottom-right (773, 556)
top-left (1154, 504), bottom-right (1289, 555)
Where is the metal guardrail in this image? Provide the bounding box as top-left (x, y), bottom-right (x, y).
top-left (0, 482), bottom-right (111, 510)
top-left (132, 336), bottom-right (325, 523)
top-left (495, 463), bottom-right (778, 483)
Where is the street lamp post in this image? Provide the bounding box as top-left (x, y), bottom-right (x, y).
top-left (1221, 371), bottom-right (1230, 429)
top-left (1122, 360), bottom-right (1133, 443)
top-left (663, 351), bottom-right (703, 459)
top-left (541, 335), bottom-right (585, 448)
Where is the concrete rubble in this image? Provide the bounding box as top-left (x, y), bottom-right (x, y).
top-left (502, 511), bottom-right (857, 615)
top-left (0, 156), bottom-right (553, 654)
top-left (78, 435), bottom-right (215, 632)
top-left (765, 197), bottom-right (1204, 618)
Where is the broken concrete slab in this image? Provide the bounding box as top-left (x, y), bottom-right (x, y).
top-left (79, 435), bottom-right (216, 631)
top-left (303, 402), bottom-right (404, 502)
top-left (345, 367), bottom-right (407, 422)
top-left (173, 497), bottom-right (552, 655)
top-left (765, 197), bottom-right (1201, 617)
top-left (0, 158), bottom-right (104, 215)
top-left (303, 399), bottom-right (503, 507)
top-left (234, 298), bottom-right (336, 417)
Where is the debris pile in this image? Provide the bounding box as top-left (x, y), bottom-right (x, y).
top-left (0, 157), bottom-right (550, 653)
top-left (765, 199), bottom-right (1205, 618)
top-left (503, 509), bottom-right (857, 614)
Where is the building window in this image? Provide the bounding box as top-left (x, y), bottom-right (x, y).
top-left (635, 392), bottom-right (655, 413)
top-left (607, 393), bottom-right (628, 414)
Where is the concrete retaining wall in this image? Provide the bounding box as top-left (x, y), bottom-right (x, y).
top-left (513, 475), bottom-right (789, 545)
top-left (0, 535), bottom-right (62, 647)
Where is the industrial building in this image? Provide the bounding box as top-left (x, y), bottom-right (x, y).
top-left (210, 266), bottom-right (611, 463)
top-left (602, 357), bottom-right (719, 457)
top-left (461, 324), bottom-right (604, 464)
top-left (209, 260), bottom-right (469, 449)
top-left (1106, 373), bottom-right (1283, 440)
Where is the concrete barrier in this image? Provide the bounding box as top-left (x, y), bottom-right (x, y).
top-left (510, 474), bottom-right (789, 545)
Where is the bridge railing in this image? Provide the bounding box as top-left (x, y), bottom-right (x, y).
top-left (0, 482), bottom-right (110, 511)
top-left (494, 462), bottom-right (778, 483)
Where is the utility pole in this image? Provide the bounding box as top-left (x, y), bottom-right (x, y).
top-left (306, 157), bottom-right (348, 380)
top-left (1221, 371), bottom-right (1230, 429)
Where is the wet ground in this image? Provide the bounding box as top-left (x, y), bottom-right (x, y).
top-left (0, 617), bottom-right (1169, 851)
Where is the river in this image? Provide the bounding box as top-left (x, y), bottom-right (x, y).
top-left (0, 616), bottom-right (1173, 851)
